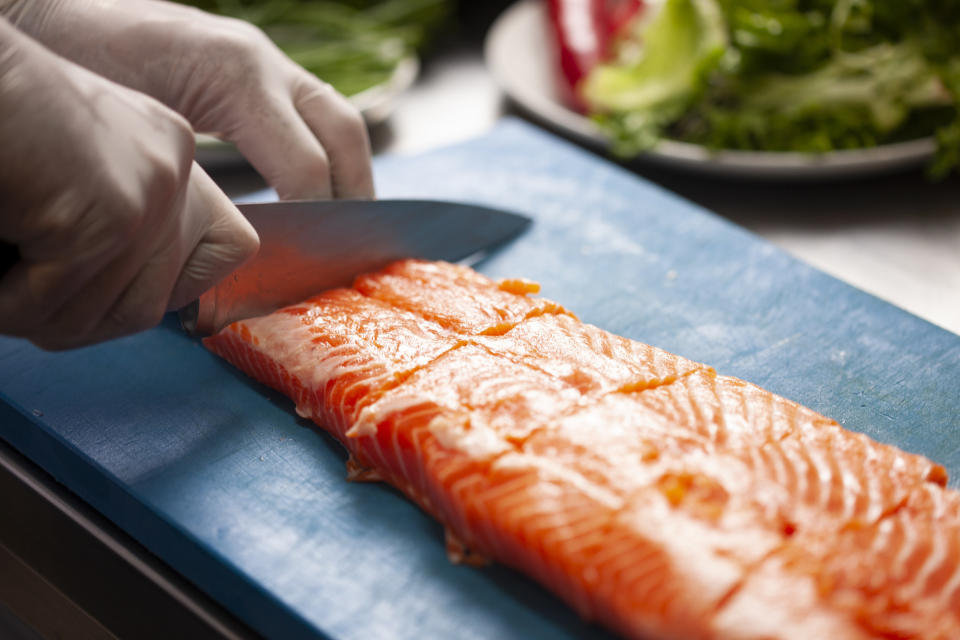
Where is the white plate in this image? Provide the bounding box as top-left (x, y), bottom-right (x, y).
top-left (484, 0), bottom-right (937, 179)
top-left (196, 55), bottom-right (419, 168)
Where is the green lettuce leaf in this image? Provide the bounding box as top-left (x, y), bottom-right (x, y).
top-left (582, 0), bottom-right (727, 154)
top-left (585, 0), bottom-right (960, 174)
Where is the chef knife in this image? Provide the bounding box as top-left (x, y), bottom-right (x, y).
top-left (177, 199), bottom-right (532, 335)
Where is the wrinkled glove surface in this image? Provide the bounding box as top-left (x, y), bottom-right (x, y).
top-left (3, 0), bottom-right (374, 199)
top-left (0, 0), bottom-right (374, 349)
top-left (0, 17), bottom-right (261, 349)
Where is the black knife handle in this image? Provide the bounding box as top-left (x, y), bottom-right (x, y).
top-left (0, 241), bottom-right (18, 278)
top-left (178, 299), bottom-right (200, 335)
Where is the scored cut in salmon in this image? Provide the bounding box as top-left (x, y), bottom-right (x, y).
top-left (353, 259), bottom-right (568, 335)
top-left (204, 259), bottom-right (958, 640)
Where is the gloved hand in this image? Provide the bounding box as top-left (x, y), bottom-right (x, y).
top-left (0, 17), bottom-right (259, 350)
top-left (2, 0), bottom-right (374, 200)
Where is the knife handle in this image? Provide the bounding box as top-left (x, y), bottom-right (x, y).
top-left (177, 293), bottom-right (217, 336)
top-left (0, 239), bottom-right (214, 339)
top-left (178, 299), bottom-right (201, 335)
top-left (0, 238), bottom-right (210, 336)
top-left (0, 241), bottom-right (18, 278)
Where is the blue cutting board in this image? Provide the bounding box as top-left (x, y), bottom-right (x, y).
top-left (1, 119), bottom-right (958, 640)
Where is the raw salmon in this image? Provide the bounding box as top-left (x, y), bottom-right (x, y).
top-left (204, 259), bottom-right (957, 640)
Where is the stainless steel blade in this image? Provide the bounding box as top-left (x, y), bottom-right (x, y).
top-left (180, 199), bottom-right (531, 335)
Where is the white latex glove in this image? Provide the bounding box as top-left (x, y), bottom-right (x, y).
top-left (2, 0), bottom-right (374, 200)
top-left (0, 18), bottom-right (259, 350)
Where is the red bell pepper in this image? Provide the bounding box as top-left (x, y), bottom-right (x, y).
top-left (545, 0), bottom-right (644, 112)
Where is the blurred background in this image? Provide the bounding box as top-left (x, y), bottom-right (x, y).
top-left (194, 0), bottom-right (960, 337)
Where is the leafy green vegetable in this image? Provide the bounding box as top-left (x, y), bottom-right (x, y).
top-left (584, 0), bottom-right (727, 153)
top-left (585, 0), bottom-right (960, 173)
top-left (181, 0), bottom-right (451, 97)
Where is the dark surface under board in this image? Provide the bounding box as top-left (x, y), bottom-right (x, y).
top-left (1, 119), bottom-right (958, 640)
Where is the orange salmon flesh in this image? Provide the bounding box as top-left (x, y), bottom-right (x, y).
top-left (204, 259), bottom-right (959, 640)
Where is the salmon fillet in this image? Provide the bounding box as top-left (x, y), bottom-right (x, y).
top-left (204, 259), bottom-right (956, 640)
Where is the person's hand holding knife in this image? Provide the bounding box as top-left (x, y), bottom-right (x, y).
top-left (0, 0), bottom-right (374, 350)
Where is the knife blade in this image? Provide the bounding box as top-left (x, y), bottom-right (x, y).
top-left (178, 199), bottom-right (532, 336)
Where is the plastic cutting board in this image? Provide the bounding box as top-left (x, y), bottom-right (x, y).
top-left (1, 119), bottom-right (958, 640)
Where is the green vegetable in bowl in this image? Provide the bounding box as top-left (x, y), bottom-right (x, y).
top-left (583, 0), bottom-right (727, 151)
top-left (583, 0), bottom-right (960, 175)
top-left (181, 0), bottom-right (451, 97)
